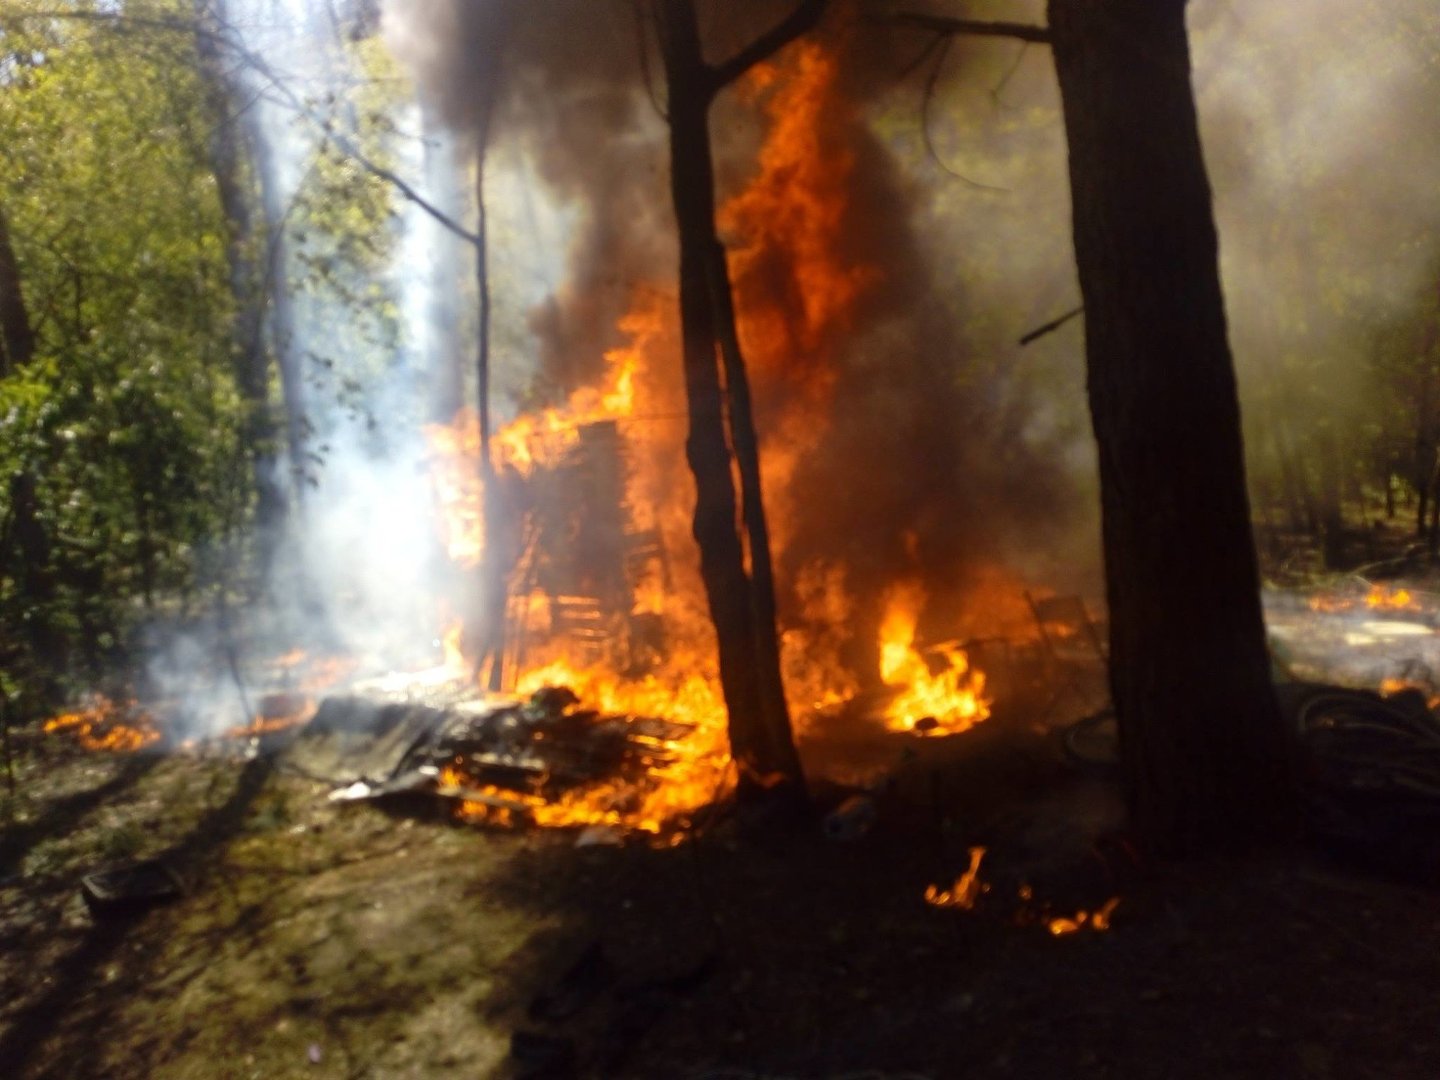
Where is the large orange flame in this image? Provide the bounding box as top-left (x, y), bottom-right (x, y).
top-left (878, 582), bottom-right (990, 736)
top-left (419, 39), bottom-right (997, 835)
top-left (721, 38), bottom-right (880, 565)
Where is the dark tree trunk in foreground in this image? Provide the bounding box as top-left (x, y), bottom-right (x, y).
top-left (655, 0), bottom-right (825, 802)
top-left (0, 203), bottom-right (35, 374)
top-left (1049, 0), bottom-right (1295, 854)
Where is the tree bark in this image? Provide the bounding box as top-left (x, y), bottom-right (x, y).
top-left (193, 0), bottom-right (288, 549)
top-left (424, 115), bottom-right (467, 425)
top-left (205, 0), bottom-right (306, 507)
top-left (656, 0), bottom-right (810, 801)
top-left (462, 8), bottom-right (516, 693)
top-left (474, 140), bottom-right (510, 692)
top-left (254, 138), bottom-right (309, 506)
top-left (707, 239), bottom-right (796, 787)
top-left (0, 202), bottom-right (35, 375)
top-left (1048, 0), bottom-right (1295, 855)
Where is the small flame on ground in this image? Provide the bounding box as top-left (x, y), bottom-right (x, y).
top-left (925, 847), bottom-right (1121, 935)
top-left (223, 692), bottom-right (317, 739)
top-left (1377, 677), bottom-right (1440, 711)
top-left (43, 697), bottom-right (161, 753)
top-left (1367, 585), bottom-right (1417, 611)
top-left (1045, 897), bottom-right (1122, 937)
top-left (924, 846), bottom-right (988, 910)
top-left (1309, 584), bottom-right (1421, 614)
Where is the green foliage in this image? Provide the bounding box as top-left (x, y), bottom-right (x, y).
top-left (288, 33), bottom-right (406, 433)
top-left (0, 0), bottom-right (249, 698)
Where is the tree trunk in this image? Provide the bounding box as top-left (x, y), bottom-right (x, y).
top-left (1317, 428), bottom-right (1346, 569)
top-left (208, 0), bottom-right (307, 509)
top-left (0, 202), bottom-right (35, 375)
top-left (193, 0), bottom-right (288, 553)
top-left (1048, 0), bottom-right (1295, 855)
top-left (474, 145), bottom-right (509, 692)
top-left (424, 115), bottom-right (468, 425)
top-left (255, 141), bottom-right (309, 506)
top-left (657, 0), bottom-right (806, 801)
top-left (1416, 370), bottom-right (1435, 539)
top-left (462, 10), bottom-right (514, 693)
top-left (708, 238), bottom-right (797, 786)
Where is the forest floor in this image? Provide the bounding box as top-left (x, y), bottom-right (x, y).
top-left (4, 520), bottom-right (1440, 1079)
top-left (3, 690), bottom-right (1440, 1080)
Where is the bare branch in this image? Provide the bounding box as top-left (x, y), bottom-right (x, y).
top-left (920, 36), bottom-right (1008, 191)
top-left (1018, 304), bottom-right (1084, 346)
top-left (709, 0), bottom-right (829, 92)
top-left (891, 11), bottom-right (1051, 45)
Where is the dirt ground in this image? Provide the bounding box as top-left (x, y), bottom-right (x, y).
top-left (3, 694), bottom-right (1439, 1080)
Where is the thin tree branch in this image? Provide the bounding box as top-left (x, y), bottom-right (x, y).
top-left (1019, 304), bottom-right (1084, 346)
top-left (709, 0), bottom-right (829, 92)
top-left (920, 36), bottom-right (1008, 191)
top-left (634, 0), bottom-right (668, 122)
top-left (890, 11), bottom-right (1052, 45)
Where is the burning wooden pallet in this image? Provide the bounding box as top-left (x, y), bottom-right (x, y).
top-left (293, 682), bottom-right (698, 828)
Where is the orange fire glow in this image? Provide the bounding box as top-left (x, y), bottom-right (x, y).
top-left (878, 582), bottom-right (990, 736)
top-left (424, 300), bottom-right (662, 570)
top-left (418, 39), bottom-right (1003, 836)
top-left (223, 692), bottom-right (317, 739)
top-left (1046, 897), bottom-right (1122, 936)
top-left (722, 38), bottom-right (879, 565)
top-left (1366, 584), bottom-right (1418, 611)
top-left (926, 848), bottom-right (1121, 934)
top-left (518, 659), bottom-right (729, 834)
top-left (1308, 583), bottom-right (1422, 614)
top-left (924, 846), bottom-right (989, 910)
top-left (44, 697), bottom-right (161, 753)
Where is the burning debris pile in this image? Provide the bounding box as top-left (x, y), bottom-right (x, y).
top-left (306, 680), bottom-right (722, 837)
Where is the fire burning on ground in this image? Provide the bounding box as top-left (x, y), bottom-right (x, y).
top-left (43, 697), bottom-right (161, 754)
top-left (1307, 582), bottom-right (1422, 614)
top-left (925, 846), bottom-right (1122, 937)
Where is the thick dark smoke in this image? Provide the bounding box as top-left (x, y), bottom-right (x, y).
top-left (388, 1), bottom-right (676, 397)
